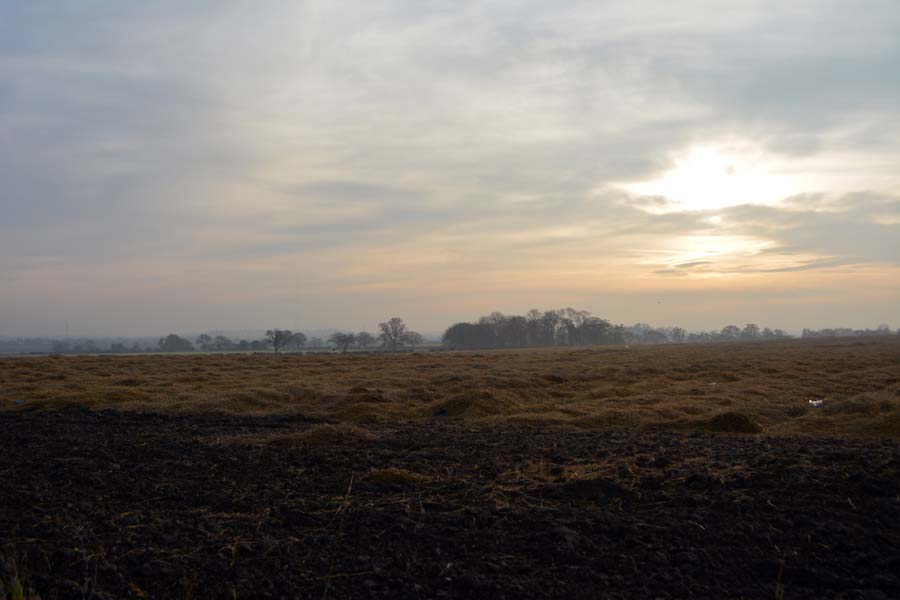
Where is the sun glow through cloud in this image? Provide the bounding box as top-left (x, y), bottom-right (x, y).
top-left (624, 145), bottom-right (809, 212)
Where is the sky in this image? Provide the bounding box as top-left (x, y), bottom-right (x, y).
top-left (2, 1), bottom-right (899, 337)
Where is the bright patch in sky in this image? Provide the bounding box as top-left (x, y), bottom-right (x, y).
top-left (624, 145), bottom-right (808, 212)
top-left (667, 234), bottom-right (774, 266)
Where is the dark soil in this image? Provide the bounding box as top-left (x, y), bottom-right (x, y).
top-left (2, 408), bottom-right (899, 599)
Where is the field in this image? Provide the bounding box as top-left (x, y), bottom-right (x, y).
top-left (2, 338), bottom-right (900, 598)
top-left (3, 337), bottom-right (900, 436)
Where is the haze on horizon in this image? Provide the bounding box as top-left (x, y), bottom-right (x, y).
top-left (2, 2), bottom-right (899, 338)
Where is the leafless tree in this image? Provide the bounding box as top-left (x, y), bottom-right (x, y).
top-left (287, 332), bottom-right (308, 351)
top-left (195, 334), bottom-right (213, 350)
top-left (378, 317), bottom-right (407, 351)
top-left (356, 331), bottom-right (375, 350)
top-left (742, 323), bottom-right (761, 339)
top-left (402, 331), bottom-right (424, 351)
top-left (329, 332), bottom-right (356, 353)
top-left (720, 325), bottom-right (741, 340)
top-left (265, 329), bottom-right (293, 354)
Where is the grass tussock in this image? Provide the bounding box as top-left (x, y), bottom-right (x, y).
top-left (296, 424), bottom-right (378, 445)
top-left (0, 551), bottom-right (40, 600)
top-left (695, 411), bottom-right (764, 434)
top-left (428, 389), bottom-right (518, 418)
top-left (2, 337), bottom-right (900, 437)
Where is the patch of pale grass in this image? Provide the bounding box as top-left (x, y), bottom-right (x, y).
top-left (208, 423), bottom-right (378, 447)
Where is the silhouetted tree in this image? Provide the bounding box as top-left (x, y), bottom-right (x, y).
top-left (287, 332), bottom-right (307, 351)
top-left (642, 329), bottom-right (668, 344)
top-left (195, 334), bottom-right (213, 350)
top-left (540, 310), bottom-right (562, 346)
top-left (356, 331), bottom-right (375, 350)
top-left (580, 316), bottom-right (613, 345)
top-left (402, 331), bottom-right (424, 351)
top-left (379, 317), bottom-right (407, 351)
top-left (499, 315), bottom-right (528, 347)
top-left (720, 325), bottom-right (741, 340)
top-left (443, 322), bottom-right (493, 349)
top-left (802, 325), bottom-right (891, 338)
top-left (212, 335), bottom-right (235, 351)
top-left (329, 332), bottom-right (356, 353)
top-left (446, 309), bottom-right (617, 349)
top-left (741, 323), bottom-right (760, 339)
top-left (525, 309), bottom-right (543, 345)
top-left (439, 308), bottom-right (802, 350)
top-left (265, 329), bottom-right (293, 354)
top-left (158, 334), bottom-right (194, 352)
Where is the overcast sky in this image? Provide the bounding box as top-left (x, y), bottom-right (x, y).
top-left (2, 1), bottom-right (899, 336)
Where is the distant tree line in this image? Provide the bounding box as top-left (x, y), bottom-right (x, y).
top-left (39, 317), bottom-right (428, 355)
top-left (680, 324), bottom-right (792, 343)
top-left (253, 320), bottom-right (424, 354)
top-left (179, 330), bottom-right (378, 354)
top-left (443, 309), bottom-right (620, 349)
top-left (8, 314), bottom-right (896, 356)
top-left (441, 308), bottom-right (800, 350)
top-left (801, 324), bottom-right (894, 338)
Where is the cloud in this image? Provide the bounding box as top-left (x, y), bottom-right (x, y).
top-left (653, 269), bottom-right (690, 277)
top-left (1, 1), bottom-right (899, 334)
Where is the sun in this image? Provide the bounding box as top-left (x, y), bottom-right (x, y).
top-left (624, 145), bottom-right (801, 212)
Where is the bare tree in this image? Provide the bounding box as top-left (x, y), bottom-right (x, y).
top-left (329, 332), bottom-right (356, 353)
top-left (378, 317), bottom-right (407, 351)
top-left (720, 325), bottom-right (741, 340)
top-left (265, 329), bottom-right (293, 354)
top-left (195, 334), bottom-right (213, 350)
top-left (402, 331), bottom-right (424, 351)
top-left (741, 323), bottom-right (761, 339)
top-left (356, 331), bottom-right (375, 350)
top-left (288, 332), bottom-right (308, 351)
top-left (642, 329), bottom-right (668, 344)
top-left (212, 335), bottom-right (235, 351)
top-left (541, 310), bottom-right (561, 346)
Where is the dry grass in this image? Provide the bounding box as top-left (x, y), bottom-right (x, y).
top-left (693, 411), bottom-right (764, 434)
top-left (208, 423), bottom-right (379, 447)
top-left (2, 337), bottom-right (900, 437)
